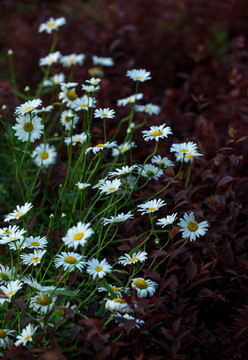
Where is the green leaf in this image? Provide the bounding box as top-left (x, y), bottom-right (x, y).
top-left (107, 273), bottom-right (124, 287)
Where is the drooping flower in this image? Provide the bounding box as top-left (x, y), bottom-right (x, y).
top-left (118, 251), bottom-right (147, 266)
top-left (115, 313), bottom-right (145, 329)
top-left (101, 211), bottom-right (134, 226)
top-left (151, 155), bottom-right (174, 168)
top-left (117, 93), bottom-right (143, 107)
top-left (64, 132), bottom-right (87, 146)
top-left (109, 165), bottom-right (137, 178)
top-left (86, 141), bottom-right (117, 155)
top-left (60, 109), bottom-right (79, 131)
top-left (156, 213), bottom-right (178, 228)
top-left (92, 55), bottom-right (114, 67)
top-left (138, 164), bottom-right (163, 180)
top-left (131, 278), bottom-right (158, 297)
top-left (75, 182), bottom-right (91, 190)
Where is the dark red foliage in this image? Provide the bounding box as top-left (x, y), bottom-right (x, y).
top-left (0, 0), bottom-right (248, 359)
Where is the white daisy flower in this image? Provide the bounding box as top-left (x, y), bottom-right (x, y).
top-left (109, 165), bottom-right (137, 178)
top-left (39, 51), bottom-right (61, 67)
top-left (20, 249), bottom-right (46, 267)
top-left (32, 143), bottom-right (57, 167)
top-left (12, 115), bottom-right (43, 143)
top-left (85, 77), bottom-right (101, 86)
top-left (119, 251), bottom-right (147, 266)
top-left (43, 73), bottom-right (65, 86)
top-left (30, 292), bottom-right (57, 314)
top-left (86, 258), bottom-right (112, 279)
top-left (86, 141), bottom-right (117, 155)
top-left (151, 155), bottom-right (174, 168)
top-left (0, 225), bottom-right (26, 237)
top-left (0, 280), bottom-right (22, 304)
top-left (60, 110), bottom-right (79, 131)
top-left (15, 324), bottom-right (38, 347)
top-left (0, 229), bottom-right (25, 244)
top-left (117, 93), bottom-right (143, 107)
top-left (0, 328), bottom-right (15, 349)
top-left (139, 164), bottom-right (163, 180)
top-left (135, 103), bottom-right (160, 115)
top-left (131, 278), bottom-right (158, 297)
top-left (24, 236), bottom-right (47, 249)
top-left (105, 298), bottom-right (134, 313)
top-left (75, 182), bottom-right (91, 190)
top-left (0, 265), bottom-right (13, 283)
top-left (156, 213), bottom-right (178, 228)
top-left (62, 222), bottom-right (94, 250)
top-left (115, 313), bottom-right (145, 329)
top-left (101, 211), bottom-right (134, 226)
top-left (33, 105), bottom-right (53, 115)
top-left (82, 84), bottom-right (100, 93)
top-left (60, 53), bottom-right (85, 67)
top-left (39, 17), bottom-right (66, 33)
top-left (126, 68), bottom-right (151, 82)
top-left (94, 108), bottom-right (115, 119)
top-left (111, 141), bottom-right (137, 157)
top-left (92, 176), bottom-right (108, 189)
top-left (4, 202), bottom-right (33, 222)
top-left (23, 277), bottom-right (57, 293)
top-left (99, 179), bottom-right (122, 195)
top-left (72, 95), bottom-right (96, 111)
top-left (15, 99), bottom-right (42, 116)
top-left (54, 252), bottom-right (86, 272)
top-left (98, 284), bottom-right (129, 297)
top-left (178, 212), bottom-right (208, 241)
top-left (170, 141), bottom-right (203, 163)
top-left (64, 132), bottom-right (87, 146)
top-left (92, 55), bottom-right (114, 67)
top-left (142, 123), bottom-right (172, 141)
top-left (8, 239), bottom-right (27, 251)
top-left (137, 199), bottom-right (166, 215)
top-left (58, 82), bottom-right (78, 106)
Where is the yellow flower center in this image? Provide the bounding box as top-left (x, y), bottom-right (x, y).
top-left (73, 232), bottom-right (84, 240)
top-left (40, 152), bottom-right (48, 160)
top-left (0, 272), bottom-right (9, 281)
top-left (24, 106), bottom-right (33, 112)
top-left (134, 279), bottom-right (148, 289)
top-left (80, 104), bottom-right (88, 108)
top-left (135, 76), bottom-right (142, 80)
top-left (2, 230), bottom-right (11, 235)
top-left (0, 330), bottom-right (6, 339)
top-left (17, 244), bottom-right (24, 248)
top-left (111, 286), bottom-right (120, 292)
top-left (180, 149), bottom-right (189, 153)
top-left (31, 257), bottom-right (39, 262)
top-left (30, 241), bottom-right (40, 247)
top-left (65, 116), bottom-right (71, 122)
top-left (23, 122), bottom-right (34, 132)
top-left (48, 22), bottom-right (56, 28)
top-left (96, 143), bottom-right (104, 147)
top-left (108, 187), bottom-right (116, 192)
top-left (121, 146), bottom-right (127, 152)
top-left (148, 207), bottom-right (156, 211)
top-left (48, 59), bottom-right (55, 63)
top-left (9, 237), bottom-right (18, 241)
top-left (151, 130), bottom-right (162, 137)
top-left (14, 212), bottom-right (23, 218)
top-left (74, 137), bottom-right (82, 142)
top-left (38, 296), bottom-right (51, 306)
top-left (128, 257), bottom-right (139, 262)
top-left (6, 291), bottom-right (13, 298)
top-left (68, 56), bottom-right (76, 62)
top-left (144, 106), bottom-right (151, 111)
top-left (127, 97), bottom-right (132, 103)
top-left (188, 222), bottom-right (198, 232)
top-left (124, 316), bottom-right (130, 320)
top-left (64, 256), bottom-right (77, 264)
top-left (185, 154), bottom-right (194, 159)
top-left (91, 66), bottom-right (101, 72)
top-left (95, 266), bottom-right (103, 272)
top-left (24, 334), bottom-right (31, 341)
top-left (113, 297), bottom-right (126, 303)
top-left (66, 90), bottom-right (77, 101)
top-left (101, 113), bottom-right (108, 117)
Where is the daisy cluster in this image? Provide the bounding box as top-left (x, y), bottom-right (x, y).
top-left (0, 15), bottom-right (209, 352)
